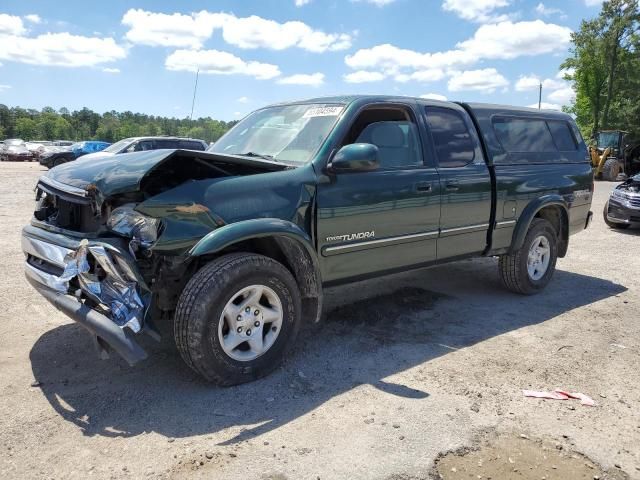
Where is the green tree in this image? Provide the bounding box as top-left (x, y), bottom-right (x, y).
top-left (563, 0), bottom-right (640, 138)
top-left (15, 117), bottom-right (38, 140)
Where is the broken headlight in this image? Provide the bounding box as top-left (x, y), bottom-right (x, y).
top-left (107, 204), bottom-right (159, 246)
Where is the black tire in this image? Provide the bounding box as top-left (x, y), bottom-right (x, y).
top-left (603, 201), bottom-right (630, 229)
top-left (174, 253), bottom-right (301, 385)
top-left (602, 158), bottom-right (621, 181)
top-left (499, 218), bottom-right (558, 295)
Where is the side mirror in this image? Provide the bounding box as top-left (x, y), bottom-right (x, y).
top-left (328, 143), bottom-right (379, 173)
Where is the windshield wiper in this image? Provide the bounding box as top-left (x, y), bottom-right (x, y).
top-left (237, 151), bottom-right (278, 162)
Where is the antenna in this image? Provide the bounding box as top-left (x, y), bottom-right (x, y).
top-left (190, 68), bottom-right (200, 121)
top-left (538, 82), bottom-right (542, 110)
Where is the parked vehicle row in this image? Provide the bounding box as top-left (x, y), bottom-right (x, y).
top-left (3, 136), bottom-right (209, 166)
top-left (20, 95), bottom-right (594, 385)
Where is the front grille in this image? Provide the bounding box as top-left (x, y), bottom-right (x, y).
top-left (35, 184), bottom-right (101, 233)
top-left (628, 196), bottom-right (640, 208)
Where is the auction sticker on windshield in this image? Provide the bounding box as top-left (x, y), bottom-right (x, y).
top-left (303, 106), bottom-right (344, 118)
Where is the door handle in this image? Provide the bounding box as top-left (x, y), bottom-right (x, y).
top-left (445, 181), bottom-right (460, 192)
top-left (415, 182), bottom-right (432, 193)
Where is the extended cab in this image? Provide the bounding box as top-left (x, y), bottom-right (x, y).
top-left (21, 96), bottom-right (593, 385)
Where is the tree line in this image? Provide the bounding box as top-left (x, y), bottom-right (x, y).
top-left (563, 0), bottom-right (640, 139)
top-left (0, 105), bottom-right (237, 144)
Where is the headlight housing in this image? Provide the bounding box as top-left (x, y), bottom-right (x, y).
top-left (107, 204), bottom-right (159, 246)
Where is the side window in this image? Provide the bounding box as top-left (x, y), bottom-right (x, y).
top-left (425, 107), bottom-right (477, 168)
top-left (493, 117), bottom-right (556, 152)
top-left (547, 121), bottom-right (577, 151)
top-left (345, 106), bottom-right (423, 169)
top-left (179, 140), bottom-right (206, 150)
top-left (134, 141), bottom-right (155, 152)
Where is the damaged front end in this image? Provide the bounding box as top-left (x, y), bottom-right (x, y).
top-left (23, 176), bottom-right (156, 365)
top-left (23, 148), bottom-right (296, 365)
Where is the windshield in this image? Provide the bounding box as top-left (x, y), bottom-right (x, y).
top-left (102, 138), bottom-right (133, 153)
top-left (209, 103), bottom-right (344, 164)
top-left (597, 132), bottom-right (620, 149)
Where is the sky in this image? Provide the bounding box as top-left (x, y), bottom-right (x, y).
top-left (0, 0), bottom-right (605, 121)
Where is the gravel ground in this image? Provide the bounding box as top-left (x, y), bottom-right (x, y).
top-left (0, 162), bottom-right (638, 480)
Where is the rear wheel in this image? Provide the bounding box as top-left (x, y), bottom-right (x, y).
top-left (602, 158), bottom-right (621, 181)
top-left (603, 201), bottom-right (630, 229)
top-left (174, 253), bottom-right (301, 385)
top-left (499, 218), bottom-right (558, 295)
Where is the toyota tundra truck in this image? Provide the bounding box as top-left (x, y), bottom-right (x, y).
top-left (21, 96), bottom-right (593, 385)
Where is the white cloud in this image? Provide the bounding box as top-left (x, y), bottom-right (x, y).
top-left (24, 14), bottom-right (42, 24)
top-left (0, 14), bottom-right (26, 35)
top-left (344, 70), bottom-right (386, 83)
top-left (456, 20), bottom-right (572, 60)
top-left (534, 3), bottom-right (563, 16)
top-left (528, 102), bottom-right (561, 110)
top-left (122, 9), bottom-right (219, 48)
top-left (277, 72), bottom-right (325, 86)
top-left (237, 96), bottom-right (249, 103)
top-left (165, 49), bottom-right (281, 80)
top-left (442, 0), bottom-right (511, 23)
top-left (215, 14), bottom-right (352, 52)
top-left (352, 0), bottom-right (398, 6)
top-left (515, 75), bottom-right (564, 92)
top-left (0, 32), bottom-right (127, 67)
top-left (295, 0), bottom-right (312, 5)
top-left (395, 69), bottom-right (446, 83)
top-left (122, 9), bottom-right (352, 53)
top-left (448, 68), bottom-right (509, 93)
top-left (102, 67), bottom-right (120, 73)
top-left (547, 86), bottom-right (575, 104)
top-left (345, 20), bottom-right (571, 85)
top-left (420, 93), bottom-right (448, 101)
top-left (0, 84), bottom-right (11, 91)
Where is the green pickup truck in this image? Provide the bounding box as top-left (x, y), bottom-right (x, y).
top-left (22, 96), bottom-right (593, 385)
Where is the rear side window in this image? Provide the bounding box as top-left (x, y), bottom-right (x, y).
top-left (492, 117), bottom-right (557, 152)
top-left (492, 117), bottom-right (579, 153)
top-left (179, 140), bottom-right (206, 150)
top-left (425, 107), bottom-right (477, 168)
top-left (155, 140), bottom-right (180, 149)
top-left (547, 121), bottom-right (577, 151)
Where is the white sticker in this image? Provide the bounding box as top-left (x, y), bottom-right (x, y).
top-left (303, 106), bottom-right (344, 118)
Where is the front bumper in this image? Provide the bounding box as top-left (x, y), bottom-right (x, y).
top-left (606, 198), bottom-right (640, 225)
top-left (22, 224), bottom-right (148, 365)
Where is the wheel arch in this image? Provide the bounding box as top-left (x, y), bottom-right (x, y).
top-left (189, 219), bottom-right (323, 323)
top-left (509, 196), bottom-right (569, 257)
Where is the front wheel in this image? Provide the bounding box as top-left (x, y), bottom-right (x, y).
top-left (499, 218), bottom-right (558, 295)
top-left (174, 253), bottom-right (301, 385)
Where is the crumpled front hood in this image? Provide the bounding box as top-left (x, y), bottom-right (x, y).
top-left (46, 150), bottom-right (178, 197)
top-left (44, 149), bottom-right (287, 201)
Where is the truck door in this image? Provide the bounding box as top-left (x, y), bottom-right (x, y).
top-left (423, 105), bottom-right (492, 259)
top-left (316, 103), bottom-right (441, 283)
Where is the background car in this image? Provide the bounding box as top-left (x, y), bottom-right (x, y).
top-left (603, 173), bottom-right (640, 229)
top-left (39, 140), bottom-right (111, 168)
top-left (78, 136), bottom-right (208, 161)
top-left (40, 140), bottom-right (111, 168)
top-left (0, 139), bottom-right (34, 162)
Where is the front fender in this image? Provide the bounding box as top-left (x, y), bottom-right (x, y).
top-left (189, 218), bottom-right (323, 323)
top-left (510, 195), bottom-right (568, 254)
top-left (189, 218), bottom-right (316, 259)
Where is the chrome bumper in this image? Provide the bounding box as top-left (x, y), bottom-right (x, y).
top-left (22, 225), bottom-right (148, 365)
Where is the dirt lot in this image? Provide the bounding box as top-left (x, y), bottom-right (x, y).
top-left (0, 162), bottom-right (639, 480)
